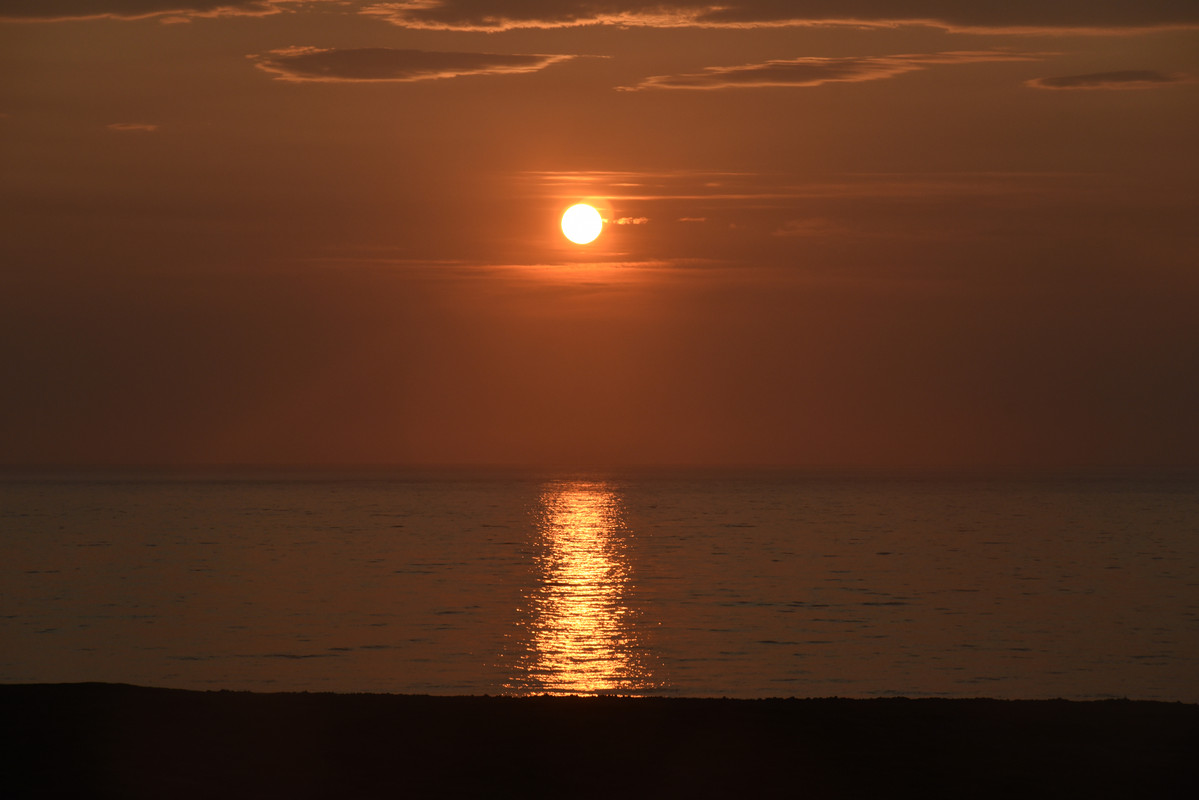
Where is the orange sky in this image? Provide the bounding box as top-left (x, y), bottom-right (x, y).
top-left (2, 2), bottom-right (1197, 470)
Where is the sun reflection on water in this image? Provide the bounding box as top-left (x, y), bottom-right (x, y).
top-left (506, 481), bottom-right (657, 695)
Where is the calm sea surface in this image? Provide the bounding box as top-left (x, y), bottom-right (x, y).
top-left (2, 473), bottom-right (1197, 700)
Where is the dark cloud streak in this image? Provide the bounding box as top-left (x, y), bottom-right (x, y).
top-left (1026, 70), bottom-right (1188, 90)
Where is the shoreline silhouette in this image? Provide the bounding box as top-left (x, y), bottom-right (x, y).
top-left (4, 683), bottom-right (1195, 798)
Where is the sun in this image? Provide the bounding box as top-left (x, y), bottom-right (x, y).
top-left (561, 203), bottom-right (603, 245)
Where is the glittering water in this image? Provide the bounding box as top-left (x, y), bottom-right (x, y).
top-left (2, 473), bottom-right (1197, 700)
top-left (505, 483), bottom-right (658, 695)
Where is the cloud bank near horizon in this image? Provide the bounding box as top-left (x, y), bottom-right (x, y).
top-left (107, 122), bottom-right (161, 131)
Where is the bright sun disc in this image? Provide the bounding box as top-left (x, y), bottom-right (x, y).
top-left (561, 204), bottom-right (603, 244)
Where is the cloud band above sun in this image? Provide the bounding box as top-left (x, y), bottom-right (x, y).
top-left (7, 1), bottom-right (1196, 33)
top-left (0, 0), bottom-right (306, 22)
top-left (361, 1), bottom-right (1199, 33)
top-left (249, 46), bottom-right (575, 82)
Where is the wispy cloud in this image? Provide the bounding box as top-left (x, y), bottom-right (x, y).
top-left (107, 122), bottom-right (160, 132)
top-left (0, 1), bottom-right (305, 22)
top-left (361, 1), bottom-right (1199, 34)
top-left (1026, 69), bottom-right (1189, 90)
top-left (249, 46), bottom-right (574, 82)
top-left (520, 170), bottom-right (1090, 238)
top-left (615, 216), bottom-right (649, 225)
top-left (619, 51), bottom-right (1043, 91)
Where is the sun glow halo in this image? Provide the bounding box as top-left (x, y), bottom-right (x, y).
top-left (561, 203), bottom-right (603, 244)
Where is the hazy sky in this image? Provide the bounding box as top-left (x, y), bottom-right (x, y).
top-left (2, 2), bottom-right (1196, 470)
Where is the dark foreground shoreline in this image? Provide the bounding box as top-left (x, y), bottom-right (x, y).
top-left (3, 684), bottom-right (1196, 798)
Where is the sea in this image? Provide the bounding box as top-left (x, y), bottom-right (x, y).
top-left (2, 471), bottom-right (1197, 701)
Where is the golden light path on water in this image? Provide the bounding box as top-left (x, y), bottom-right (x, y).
top-left (507, 482), bottom-right (657, 695)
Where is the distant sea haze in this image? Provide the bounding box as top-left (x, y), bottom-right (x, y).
top-left (3, 472), bottom-right (1196, 700)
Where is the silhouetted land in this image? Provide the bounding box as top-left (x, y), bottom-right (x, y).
top-left (3, 683), bottom-right (1195, 798)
